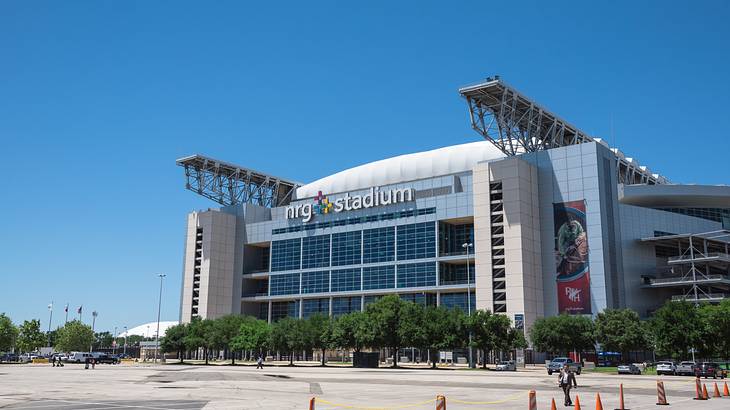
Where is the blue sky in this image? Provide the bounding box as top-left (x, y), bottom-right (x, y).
top-left (1, 1), bottom-right (729, 333)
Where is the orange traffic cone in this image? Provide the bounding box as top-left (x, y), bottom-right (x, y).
top-left (714, 382), bottom-right (722, 398)
top-left (309, 397), bottom-right (316, 410)
top-left (703, 383), bottom-right (710, 400)
top-left (613, 383), bottom-right (625, 410)
top-left (656, 380), bottom-right (669, 405)
top-left (550, 397), bottom-right (557, 410)
top-left (724, 381), bottom-right (730, 397)
top-left (694, 377), bottom-right (706, 400)
top-left (527, 390), bottom-right (536, 410)
top-left (574, 394), bottom-right (582, 410)
top-left (595, 393), bottom-right (603, 410)
top-left (436, 395), bottom-right (446, 410)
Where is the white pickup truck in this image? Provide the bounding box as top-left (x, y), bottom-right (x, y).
top-left (675, 361), bottom-right (696, 376)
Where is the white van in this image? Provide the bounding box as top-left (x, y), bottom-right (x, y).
top-left (67, 352), bottom-right (93, 363)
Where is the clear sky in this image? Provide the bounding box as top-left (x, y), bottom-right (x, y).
top-left (1, 1), bottom-right (729, 334)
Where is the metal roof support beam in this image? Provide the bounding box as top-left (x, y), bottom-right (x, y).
top-left (176, 154), bottom-right (300, 208)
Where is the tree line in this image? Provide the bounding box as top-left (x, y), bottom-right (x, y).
top-left (530, 299), bottom-right (730, 361)
top-left (0, 314), bottom-right (155, 354)
top-left (161, 294), bottom-right (527, 367)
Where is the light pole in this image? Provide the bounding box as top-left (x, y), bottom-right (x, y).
top-left (462, 242), bottom-right (475, 369)
top-left (47, 302), bottom-right (53, 347)
top-left (123, 326), bottom-right (128, 355)
top-left (90, 311), bottom-right (98, 352)
top-left (113, 326), bottom-right (117, 355)
top-left (155, 273), bottom-right (166, 364)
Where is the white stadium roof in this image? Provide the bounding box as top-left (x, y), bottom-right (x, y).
top-left (296, 140), bottom-right (506, 198)
top-left (119, 321), bottom-right (179, 338)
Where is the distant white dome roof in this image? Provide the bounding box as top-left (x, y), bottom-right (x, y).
top-left (296, 140), bottom-right (505, 198)
top-left (119, 321), bottom-right (179, 338)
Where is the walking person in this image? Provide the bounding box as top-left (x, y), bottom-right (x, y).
top-left (256, 355), bottom-right (264, 369)
top-left (558, 364), bottom-right (577, 407)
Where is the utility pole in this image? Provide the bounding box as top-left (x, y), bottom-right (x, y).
top-left (155, 273), bottom-right (166, 364)
top-left (463, 242), bottom-right (475, 369)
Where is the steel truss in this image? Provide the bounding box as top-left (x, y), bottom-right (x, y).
top-left (459, 77), bottom-right (667, 185)
top-left (176, 155), bottom-right (299, 207)
top-left (642, 230), bottom-right (730, 304)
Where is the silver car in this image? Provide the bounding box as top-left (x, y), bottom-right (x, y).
top-left (656, 361), bottom-right (676, 376)
top-left (617, 363), bottom-right (641, 375)
top-left (495, 360), bottom-right (516, 371)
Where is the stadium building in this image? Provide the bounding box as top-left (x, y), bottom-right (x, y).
top-left (177, 77), bottom-right (730, 342)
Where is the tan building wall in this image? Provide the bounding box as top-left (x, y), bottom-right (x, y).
top-left (180, 210), bottom-right (237, 323)
top-left (473, 157), bottom-right (544, 335)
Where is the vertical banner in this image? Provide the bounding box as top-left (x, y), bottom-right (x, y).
top-left (554, 200), bottom-right (591, 314)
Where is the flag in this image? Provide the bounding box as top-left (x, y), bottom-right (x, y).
top-left (48, 303), bottom-right (53, 310)
top-left (64, 304), bottom-right (68, 313)
top-left (77, 305), bottom-right (83, 314)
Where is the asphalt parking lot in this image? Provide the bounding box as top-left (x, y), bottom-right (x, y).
top-left (1, 363), bottom-right (729, 409)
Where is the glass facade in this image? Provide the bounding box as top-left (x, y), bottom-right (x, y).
top-left (271, 300), bottom-right (299, 321)
top-left (270, 273), bottom-right (300, 296)
top-left (302, 298), bottom-right (329, 318)
top-left (302, 235), bottom-right (330, 269)
top-left (399, 292), bottom-right (437, 307)
top-left (332, 231), bottom-right (362, 266)
top-left (397, 222), bottom-right (436, 260)
top-left (363, 226), bottom-right (395, 263)
top-left (331, 268), bottom-right (361, 292)
top-left (332, 296), bottom-right (360, 317)
top-left (439, 223), bottom-right (474, 256)
top-left (271, 238), bottom-right (301, 272)
top-left (440, 292), bottom-right (476, 312)
top-left (439, 262), bottom-right (475, 286)
top-left (397, 262), bottom-right (437, 288)
top-left (362, 265), bottom-right (395, 290)
top-left (301, 270), bottom-right (329, 294)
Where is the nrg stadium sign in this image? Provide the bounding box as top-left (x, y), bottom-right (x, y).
top-left (286, 187), bottom-right (414, 223)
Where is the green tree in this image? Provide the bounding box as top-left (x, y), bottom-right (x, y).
top-left (702, 300), bottom-right (730, 359)
top-left (55, 320), bottom-right (95, 352)
top-left (161, 323), bottom-right (188, 363)
top-left (529, 314), bottom-right (595, 356)
top-left (469, 310), bottom-right (513, 368)
top-left (210, 315), bottom-right (246, 364)
top-left (184, 317), bottom-right (211, 364)
top-left (365, 295), bottom-right (409, 367)
top-left (94, 331), bottom-right (113, 349)
top-left (16, 319), bottom-right (46, 353)
top-left (420, 306), bottom-right (468, 368)
top-left (306, 314), bottom-right (334, 366)
top-left (270, 317), bottom-right (309, 365)
top-left (0, 313), bottom-right (18, 352)
top-left (595, 309), bottom-right (648, 361)
top-left (331, 311), bottom-right (374, 353)
top-left (230, 317), bottom-right (271, 359)
top-left (397, 302), bottom-right (427, 359)
top-left (650, 301), bottom-right (700, 360)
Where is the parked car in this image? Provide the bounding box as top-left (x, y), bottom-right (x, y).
top-left (67, 352), bottom-right (93, 363)
top-left (17, 353), bottom-right (40, 363)
top-left (91, 352), bottom-right (119, 364)
top-left (617, 363), bottom-right (642, 375)
top-left (675, 361), bottom-right (696, 376)
top-left (547, 357), bottom-right (582, 375)
top-left (698, 362), bottom-right (725, 379)
top-left (0, 353), bottom-right (19, 362)
top-left (656, 361), bottom-right (676, 376)
top-left (495, 360), bottom-right (516, 371)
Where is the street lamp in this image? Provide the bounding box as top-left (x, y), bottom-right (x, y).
top-left (90, 311), bottom-right (98, 353)
top-left (113, 326), bottom-right (117, 355)
top-left (47, 302), bottom-right (53, 348)
top-left (123, 326), bottom-right (128, 355)
top-left (155, 273), bottom-right (166, 364)
top-left (462, 242), bottom-right (475, 369)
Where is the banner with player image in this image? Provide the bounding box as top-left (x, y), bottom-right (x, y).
top-left (554, 200), bottom-right (591, 314)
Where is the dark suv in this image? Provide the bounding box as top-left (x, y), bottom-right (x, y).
top-left (698, 362), bottom-right (726, 379)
